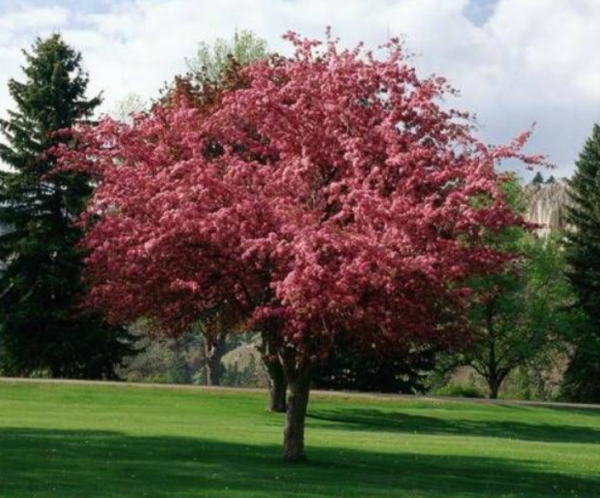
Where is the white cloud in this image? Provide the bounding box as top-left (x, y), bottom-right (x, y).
top-left (0, 0), bottom-right (599, 177)
top-left (0, 5), bottom-right (69, 33)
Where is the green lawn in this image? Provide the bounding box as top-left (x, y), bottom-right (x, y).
top-left (1, 381), bottom-right (599, 497)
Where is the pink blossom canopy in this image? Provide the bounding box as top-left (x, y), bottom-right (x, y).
top-left (55, 33), bottom-right (542, 358)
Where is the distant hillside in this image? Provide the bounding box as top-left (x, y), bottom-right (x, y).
top-left (524, 178), bottom-right (570, 235)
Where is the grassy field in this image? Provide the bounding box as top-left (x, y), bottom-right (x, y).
top-left (1, 381), bottom-right (599, 497)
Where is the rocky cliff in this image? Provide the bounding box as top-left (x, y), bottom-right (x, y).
top-left (524, 179), bottom-right (570, 236)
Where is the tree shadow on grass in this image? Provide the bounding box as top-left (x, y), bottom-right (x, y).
top-left (308, 408), bottom-right (600, 445)
top-left (0, 427), bottom-right (599, 498)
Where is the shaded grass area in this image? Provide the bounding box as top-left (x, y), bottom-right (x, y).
top-left (308, 407), bottom-right (600, 444)
top-left (1, 382), bottom-right (600, 497)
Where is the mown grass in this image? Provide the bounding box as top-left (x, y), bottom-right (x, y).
top-left (1, 381), bottom-right (599, 497)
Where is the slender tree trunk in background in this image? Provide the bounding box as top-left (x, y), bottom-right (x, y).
top-left (205, 353), bottom-right (221, 386)
top-left (265, 356), bottom-right (287, 412)
top-left (488, 376), bottom-right (501, 399)
top-left (281, 354), bottom-right (312, 462)
top-left (259, 331), bottom-right (287, 412)
top-left (485, 302), bottom-right (501, 400)
top-left (204, 333), bottom-right (226, 386)
top-left (488, 368), bottom-right (510, 400)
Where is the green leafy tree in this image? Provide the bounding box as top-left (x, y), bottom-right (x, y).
top-left (563, 124), bottom-right (600, 402)
top-left (454, 180), bottom-right (579, 398)
top-left (0, 35), bottom-right (132, 378)
top-left (187, 30), bottom-right (268, 85)
top-left (467, 235), bottom-right (580, 398)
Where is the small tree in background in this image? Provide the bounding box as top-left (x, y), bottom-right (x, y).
top-left (0, 35), bottom-right (132, 378)
top-left (462, 232), bottom-right (579, 398)
top-left (111, 93), bottom-right (147, 124)
top-left (563, 124), bottom-right (600, 402)
top-left (57, 33), bottom-right (543, 461)
top-left (187, 30), bottom-right (268, 85)
top-left (444, 179), bottom-right (582, 399)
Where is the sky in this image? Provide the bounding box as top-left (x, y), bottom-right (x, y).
top-left (0, 0), bottom-right (599, 178)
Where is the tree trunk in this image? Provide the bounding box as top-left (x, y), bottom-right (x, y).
top-left (205, 354), bottom-right (221, 386)
top-left (485, 303), bottom-right (501, 400)
top-left (204, 333), bottom-right (226, 386)
top-left (488, 377), bottom-right (500, 399)
top-left (259, 331), bottom-right (287, 412)
top-left (488, 368), bottom-right (509, 400)
top-left (265, 356), bottom-right (287, 413)
top-left (282, 362), bottom-right (311, 462)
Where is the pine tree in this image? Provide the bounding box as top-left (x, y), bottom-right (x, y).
top-left (0, 34), bottom-right (132, 379)
top-left (531, 171), bottom-right (545, 185)
top-left (563, 124), bottom-right (600, 402)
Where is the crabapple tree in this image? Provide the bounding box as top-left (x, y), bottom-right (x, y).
top-left (56, 33), bottom-right (543, 462)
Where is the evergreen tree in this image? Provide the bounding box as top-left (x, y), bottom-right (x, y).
top-left (313, 340), bottom-right (436, 394)
top-left (531, 171), bottom-right (545, 185)
top-left (0, 34), bottom-right (132, 379)
top-left (563, 124), bottom-right (600, 402)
